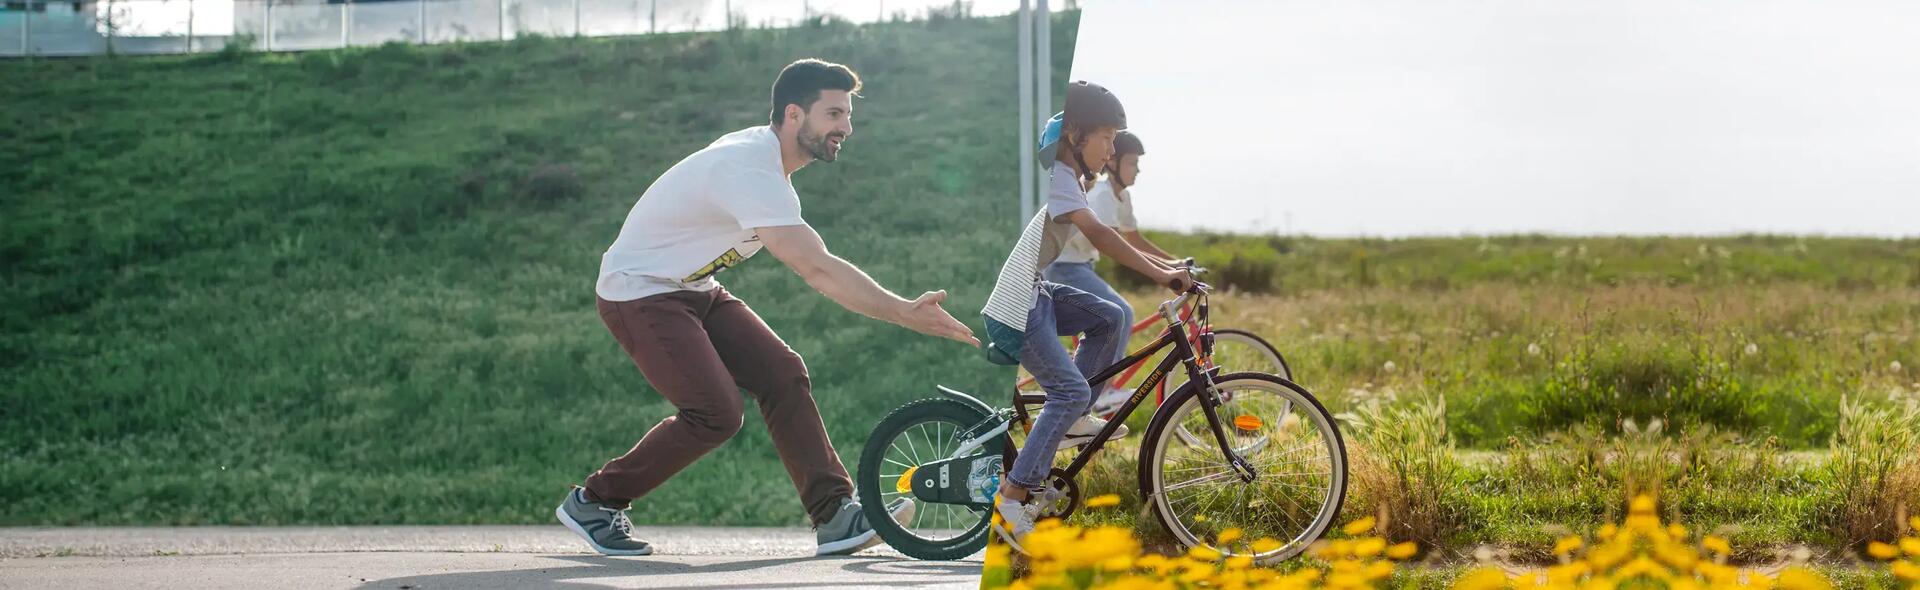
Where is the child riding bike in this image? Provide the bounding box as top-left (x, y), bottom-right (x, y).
top-left (979, 81), bottom-right (1194, 548)
top-left (1041, 129), bottom-right (1187, 416)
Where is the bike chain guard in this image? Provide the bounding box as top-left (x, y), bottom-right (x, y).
top-left (908, 396), bottom-right (1009, 509)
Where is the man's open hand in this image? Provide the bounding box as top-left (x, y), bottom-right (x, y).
top-left (900, 290), bottom-right (980, 346)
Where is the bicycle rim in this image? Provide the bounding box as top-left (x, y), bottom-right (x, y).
top-left (873, 413), bottom-right (989, 546)
top-left (1143, 373), bottom-right (1345, 565)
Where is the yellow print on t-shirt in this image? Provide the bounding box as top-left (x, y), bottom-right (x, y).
top-left (684, 248), bottom-right (746, 283)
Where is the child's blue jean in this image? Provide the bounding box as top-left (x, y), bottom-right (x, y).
top-left (1007, 281), bottom-right (1126, 491)
top-left (1043, 261), bottom-right (1135, 369)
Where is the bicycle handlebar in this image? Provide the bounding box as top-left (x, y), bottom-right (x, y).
top-left (1157, 281), bottom-right (1211, 322)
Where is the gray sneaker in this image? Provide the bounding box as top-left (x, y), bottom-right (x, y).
top-left (555, 487), bottom-right (653, 556)
top-left (814, 497), bottom-right (916, 556)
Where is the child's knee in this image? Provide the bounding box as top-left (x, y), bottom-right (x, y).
top-left (1045, 381), bottom-right (1094, 413)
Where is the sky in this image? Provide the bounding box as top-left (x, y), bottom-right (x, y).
top-left (1070, 0), bottom-right (1920, 237)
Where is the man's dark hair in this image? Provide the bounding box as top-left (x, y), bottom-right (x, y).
top-left (769, 59), bottom-right (862, 128)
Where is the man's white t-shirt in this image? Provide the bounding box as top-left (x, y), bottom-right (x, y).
top-left (597, 126), bottom-right (804, 302)
top-left (1054, 177), bottom-right (1137, 264)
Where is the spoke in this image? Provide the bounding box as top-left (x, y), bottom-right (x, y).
top-left (902, 426), bottom-right (925, 466)
top-left (1165, 470), bottom-right (1240, 493)
top-left (884, 457), bottom-right (916, 469)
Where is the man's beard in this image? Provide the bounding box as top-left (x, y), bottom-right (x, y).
top-left (797, 122), bottom-right (844, 163)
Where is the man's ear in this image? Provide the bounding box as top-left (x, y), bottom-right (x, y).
top-left (783, 103), bottom-right (805, 127)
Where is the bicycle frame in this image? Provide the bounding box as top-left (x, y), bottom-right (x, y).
top-left (1013, 295), bottom-right (1202, 404)
top-left (1005, 287), bottom-right (1249, 486)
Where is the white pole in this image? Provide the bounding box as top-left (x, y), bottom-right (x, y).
top-left (1017, 0), bottom-right (1033, 222)
top-left (22, 0), bottom-right (30, 56)
top-left (265, 0), bottom-right (274, 51)
top-left (417, 0), bottom-right (426, 43)
top-left (496, 0), bottom-right (503, 40)
top-left (339, 0), bottom-right (348, 46)
top-left (187, 0), bottom-right (194, 52)
top-left (1033, 0), bottom-right (1051, 215)
top-left (648, 0), bottom-right (654, 33)
top-left (573, 0), bottom-right (580, 36)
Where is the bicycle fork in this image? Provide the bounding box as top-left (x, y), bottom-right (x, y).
top-left (1191, 365), bottom-right (1259, 484)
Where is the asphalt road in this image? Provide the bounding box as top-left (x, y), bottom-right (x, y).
top-left (0, 526), bottom-right (982, 589)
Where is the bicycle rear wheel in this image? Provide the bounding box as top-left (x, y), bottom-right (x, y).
top-left (1138, 372), bottom-right (1345, 565)
top-left (857, 398), bottom-right (994, 561)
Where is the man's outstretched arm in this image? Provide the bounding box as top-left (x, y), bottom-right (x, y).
top-left (758, 224), bottom-right (980, 346)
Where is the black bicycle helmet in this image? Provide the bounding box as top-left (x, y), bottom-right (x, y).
top-left (1062, 80), bottom-right (1127, 131)
top-left (1113, 130), bottom-right (1145, 157)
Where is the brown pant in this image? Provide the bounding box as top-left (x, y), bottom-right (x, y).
top-left (585, 287), bottom-right (854, 526)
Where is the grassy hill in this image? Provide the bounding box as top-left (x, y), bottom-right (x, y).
top-left (1, 13), bottom-right (1079, 526)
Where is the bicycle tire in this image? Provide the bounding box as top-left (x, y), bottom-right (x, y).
top-left (1137, 372), bottom-right (1346, 565)
top-left (857, 398), bottom-right (995, 561)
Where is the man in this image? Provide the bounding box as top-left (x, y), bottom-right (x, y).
top-left (557, 59), bottom-right (978, 557)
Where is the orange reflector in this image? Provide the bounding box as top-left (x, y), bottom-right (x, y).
top-left (896, 465), bottom-right (918, 494)
top-left (1234, 415), bottom-right (1264, 431)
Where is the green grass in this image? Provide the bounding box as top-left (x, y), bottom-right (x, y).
top-left (1, 13), bottom-right (1079, 526)
top-left (1047, 233), bottom-right (1917, 557)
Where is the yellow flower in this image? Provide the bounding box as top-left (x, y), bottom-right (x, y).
top-left (1554, 536), bottom-right (1584, 556)
top-left (1776, 567), bottom-right (1833, 590)
top-left (1546, 562), bottom-right (1591, 583)
top-left (1630, 495), bottom-right (1656, 515)
top-left (1910, 516), bottom-right (1920, 532)
top-left (984, 543), bottom-right (1011, 568)
top-left (1253, 538), bottom-right (1284, 554)
top-left (1454, 567), bottom-right (1510, 590)
top-left (1189, 544), bottom-right (1223, 561)
top-left (1902, 537), bottom-right (1920, 557)
top-left (1085, 494), bottom-right (1121, 508)
top-left (1667, 524), bottom-right (1688, 539)
top-left (1387, 541), bottom-right (1420, 560)
top-left (1615, 556), bottom-right (1668, 579)
top-left (1217, 528), bottom-right (1244, 545)
top-left (1892, 559), bottom-right (1920, 581)
top-left (1343, 517), bottom-right (1378, 536)
top-left (1701, 535), bottom-right (1732, 557)
top-left (1624, 515), bottom-right (1661, 532)
top-left (1597, 524), bottom-right (1618, 539)
top-left (1365, 560), bottom-right (1396, 581)
top-left (1867, 541), bottom-right (1900, 560)
top-left (1226, 555), bottom-right (1253, 570)
top-left (1354, 537), bottom-right (1387, 558)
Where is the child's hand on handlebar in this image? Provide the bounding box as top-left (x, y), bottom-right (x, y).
top-left (1163, 267), bottom-right (1195, 293)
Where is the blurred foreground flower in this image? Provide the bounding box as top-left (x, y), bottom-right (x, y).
top-left (1456, 494), bottom-right (1838, 590)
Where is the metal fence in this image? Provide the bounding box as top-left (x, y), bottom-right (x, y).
top-left (0, 0), bottom-right (1023, 57)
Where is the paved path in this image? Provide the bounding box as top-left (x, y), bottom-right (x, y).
top-left (0, 526), bottom-right (982, 589)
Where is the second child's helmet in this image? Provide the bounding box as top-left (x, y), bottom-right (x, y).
top-left (1112, 130), bottom-right (1145, 157)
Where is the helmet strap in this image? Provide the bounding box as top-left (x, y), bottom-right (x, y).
top-left (1067, 134), bottom-right (1096, 190)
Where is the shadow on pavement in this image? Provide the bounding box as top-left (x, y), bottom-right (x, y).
top-left (356, 554), bottom-right (980, 590)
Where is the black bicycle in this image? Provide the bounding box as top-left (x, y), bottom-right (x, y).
top-left (857, 283), bottom-right (1347, 563)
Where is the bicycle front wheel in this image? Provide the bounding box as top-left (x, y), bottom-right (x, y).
top-left (1138, 372), bottom-right (1346, 565)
